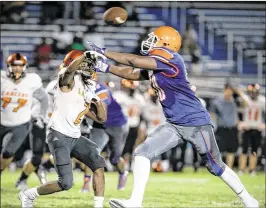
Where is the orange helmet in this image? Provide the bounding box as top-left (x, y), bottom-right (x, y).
top-left (6, 53), bottom-right (28, 80)
top-left (63, 50), bottom-right (84, 67)
top-left (141, 26), bottom-right (182, 55)
top-left (62, 50), bottom-right (96, 80)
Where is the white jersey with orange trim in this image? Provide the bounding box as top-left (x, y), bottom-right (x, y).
top-left (113, 91), bottom-right (144, 128)
top-left (1, 71), bottom-right (42, 127)
top-left (242, 95), bottom-right (265, 129)
top-left (47, 71), bottom-right (97, 138)
top-left (142, 100), bottom-right (165, 135)
top-left (45, 79), bottom-right (57, 120)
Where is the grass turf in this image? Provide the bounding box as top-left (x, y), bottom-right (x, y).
top-left (1, 168), bottom-right (265, 207)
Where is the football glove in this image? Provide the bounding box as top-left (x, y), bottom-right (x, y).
top-left (95, 60), bottom-right (110, 73)
top-left (87, 41), bottom-right (106, 55)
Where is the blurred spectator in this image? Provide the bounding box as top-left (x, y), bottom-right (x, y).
top-left (182, 24), bottom-right (198, 54)
top-left (210, 84), bottom-right (239, 169)
top-left (34, 38), bottom-right (53, 70)
top-left (181, 24), bottom-right (202, 75)
top-left (52, 24), bottom-right (73, 55)
top-left (41, 2), bottom-right (61, 24)
top-left (0, 2), bottom-right (27, 24)
top-left (190, 44), bottom-right (202, 75)
top-left (69, 33), bottom-right (86, 51)
top-left (80, 2), bottom-right (95, 20)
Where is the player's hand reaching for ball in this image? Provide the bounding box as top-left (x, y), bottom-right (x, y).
top-left (87, 41), bottom-right (106, 55)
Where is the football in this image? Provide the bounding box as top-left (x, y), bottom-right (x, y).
top-left (103, 7), bottom-right (128, 25)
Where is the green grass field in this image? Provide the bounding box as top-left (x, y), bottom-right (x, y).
top-left (1, 168), bottom-right (265, 208)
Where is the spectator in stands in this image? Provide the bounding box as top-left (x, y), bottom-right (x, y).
top-left (34, 37), bottom-right (53, 70)
top-left (181, 24), bottom-right (202, 75)
top-left (210, 83), bottom-right (240, 169)
top-left (69, 33), bottom-right (86, 51)
top-left (40, 2), bottom-right (61, 24)
top-left (80, 2), bottom-right (95, 20)
top-left (190, 44), bottom-right (202, 75)
top-left (52, 24), bottom-right (73, 55)
top-left (182, 24), bottom-right (198, 55)
top-left (1, 2), bottom-right (27, 24)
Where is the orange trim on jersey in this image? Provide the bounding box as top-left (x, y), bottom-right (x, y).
top-left (160, 61), bottom-right (179, 77)
top-left (150, 48), bottom-right (173, 60)
top-left (150, 48), bottom-right (179, 78)
top-left (97, 92), bottom-right (109, 100)
top-left (151, 56), bottom-right (179, 78)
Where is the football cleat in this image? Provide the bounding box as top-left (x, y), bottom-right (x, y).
top-left (109, 199), bottom-right (142, 208)
top-left (18, 191), bottom-right (35, 208)
top-left (16, 180), bottom-right (28, 191)
top-left (242, 195), bottom-right (259, 208)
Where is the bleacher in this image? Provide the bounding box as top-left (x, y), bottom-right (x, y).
top-left (1, 2), bottom-right (265, 92)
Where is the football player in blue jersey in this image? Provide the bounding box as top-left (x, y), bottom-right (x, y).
top-left (87, 26), bottom-right (259, 208)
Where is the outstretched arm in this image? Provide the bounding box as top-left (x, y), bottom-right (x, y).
top-left (108, 65), bottom-right (149, 81)
top-left (105, 51), bottom-right (157, 70)
top-left (59, 54), bottom-right (86, 91)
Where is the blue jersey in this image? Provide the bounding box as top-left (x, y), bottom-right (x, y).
top-left (95, 83), bottom-right (127, 128)
top-left (148, 47), bottom-right (211, 126)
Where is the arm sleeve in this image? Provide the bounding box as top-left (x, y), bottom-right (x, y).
top-left (33, 87), bottom-right (49, 118)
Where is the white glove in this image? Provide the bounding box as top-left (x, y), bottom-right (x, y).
top-left (95, 60), bottom-right (110, 73)
top-left (84, 51), bottom-right (107, 62)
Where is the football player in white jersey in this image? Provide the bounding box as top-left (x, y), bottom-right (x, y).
top-left (0, 53), bottom-right (48, 176)
top-left (113, 79), bottom-right (145, 171)
top-left (15, 98), bottom-right (48, 190)
top-left (238, 84), bottom-right (265, 175)
top-left (19, 50), bottom-right (107, 208)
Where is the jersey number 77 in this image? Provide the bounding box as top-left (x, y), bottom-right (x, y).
top-left (1, 97), bottom-right (28, 112)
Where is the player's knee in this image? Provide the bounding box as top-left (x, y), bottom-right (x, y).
top-left (134, 142), bottom-right (152, 160)
top-left (2, 150), bottom-right (14, 159)
top-left (58, 174), bottom-right (73, 190)
top-left (31, 154), bottom-right (42, 167)
top-left (90, 154), bottom-right (106, 172)
top-left (200, 153), bottom-right (225, 176)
